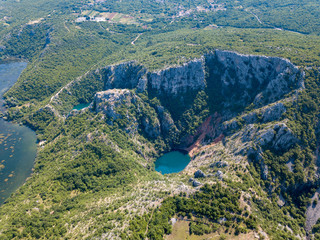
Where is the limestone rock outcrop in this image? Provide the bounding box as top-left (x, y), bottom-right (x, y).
top-left (147, 58), bottom-right (206, 96)
top-left (93, 89), bottom-right (161, 138)
top-left (103, 61), bottom-right (147, 90)
top-left (194, 170), bottom-right (206, 178)
top-left (68, 50), bottom-right (303, 162)
top-left (156, 106), bottom-right (177, 135)
top-left (94, 89), bottom-right (136, 120)
top-left (206, 50), bottom-right (304, 109)
top-left (255, 122), bottom-right (298, 151)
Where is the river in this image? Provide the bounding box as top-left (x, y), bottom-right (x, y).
top-left (0, 62), bottom-right (37, 205)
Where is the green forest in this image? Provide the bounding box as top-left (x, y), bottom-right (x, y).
top-left (1, 0), bottom-right (320, 239)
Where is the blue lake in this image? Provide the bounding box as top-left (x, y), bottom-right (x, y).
top-left (0, 62), bottom-right (37, 205)
top-left (73, 103), bottom-right (90, 110)
top-left (155, 151), bottom-right (191, 174)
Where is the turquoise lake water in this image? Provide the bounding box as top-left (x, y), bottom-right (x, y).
top-left (73, 103), bottom-right (90, 110)
top-left (155, 151), bottom-right (191, 174)
top-left (0, 62), bottom-right (37, 205)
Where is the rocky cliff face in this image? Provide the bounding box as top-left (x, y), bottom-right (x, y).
top-left (51, 49), bottom-right (304, 155)
top-left (102, 61), bottom-right (147, 90)
top-left (147, 58), bottom-right (206, 96)
top-left (94, 89), bottom-right (136, 120)
top-left (222, 101), bottom-right (288, 133)
top-left (230, 121), bottom-right (298, 154)
top-left (102, 59), bottom-right (206, 96)
top-left (94, 89), bottom-right (161, 138)
top-left (86, 52), bottom-right (305, 172)
top-left (51, 50), bottom-right (304, 120)
top-left (206, 50), bottom-right (304, 110)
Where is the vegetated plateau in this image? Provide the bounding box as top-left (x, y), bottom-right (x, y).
top-left (1, 0), bottom-right (320, 239)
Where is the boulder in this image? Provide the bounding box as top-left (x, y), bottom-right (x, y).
top-left (194, 170), bottom-right (206, 178)
top-left (261, 164), bottom-right (268, 180)
top-left (216, 161), bottom-right (229, 168)
top-left (192, 180), bottom-right (202, 187)
top-left (216, 170), bottom-right (223, 180)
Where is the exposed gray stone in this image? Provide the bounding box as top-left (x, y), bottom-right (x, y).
top-left (141, 116), bottom-right (161, 138)
top-left (215, 161), bottom-right (229, 168)
top-left (306, 188), bottom-right (320, 233)
top-left (194, 170), bottom-right (206, 178)
top-left (239, 102), bottom-right (286, 125)
top-left (261, 164), bottom-right (268, 180)
top-left (192, 180), bottom-right (202, 187)
top-left (222, 119), bottom-right (240, 132)
top-left (94, 89), bottom-right (134, 120)
top-left (94, 89), bottom-right (161, 138)
top-left (286, 159), bottom-right (294, 173)
top-left (208, 50), bottom-right (304, 109)
top-left (253, 122), bottom-right (297, 151)
top-left (241, 124), bottom-right (257, 142)
top-left (136, 76), bottom-right (148, 93)
top-left (272, 123), bottom-right (298, 150)
top-left (242, 112), bottom-right (258, 124)
top-left (277, 193), bottom-right (286, 207)
top-left (170, 218), bottom-right (177, 225)
top-left (104, 61), bottom-right (146, 90)
top-left (156, 106), bottom-right (177, 135)
top-left (256, 128), bottom-right (275, 146)
top-left (148, 58), bottom-right (206, 96)
top-left (216, 170), bottom-right (223, 180)
top-left (218, 217), bottom-right (227, 224)
top-left (261, 102), bottom-right (286, 123)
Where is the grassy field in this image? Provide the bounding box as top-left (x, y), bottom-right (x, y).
top-left (166, 221), bottom-right (259, 240)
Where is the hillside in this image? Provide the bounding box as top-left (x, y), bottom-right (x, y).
top-left (1, 0), bottom-right (320, 239)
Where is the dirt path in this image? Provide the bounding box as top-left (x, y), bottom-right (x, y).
top-left (64, 21), bottom-right (70, 32)
top-left (246, 10), bottom-right (263, 24)
top-left (144, 206), bottom-right (155, 235)
top-left (131, 33), bottom-right (142, 45)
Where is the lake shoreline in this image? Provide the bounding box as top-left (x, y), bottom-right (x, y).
top-left (0, 56), bottom-right (28, 65)
top-left (0, 62), bottom-right (37, 205)
top-left (155, 151), bottom-right (191, 174)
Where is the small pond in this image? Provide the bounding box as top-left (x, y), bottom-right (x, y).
top-left (73, 103), bottom-right (90, 111)
top-left (155, 151), bottom-right (191, 174)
